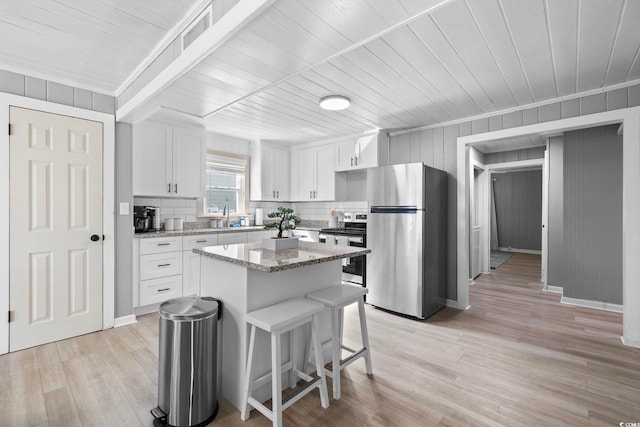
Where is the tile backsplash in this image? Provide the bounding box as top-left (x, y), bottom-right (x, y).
top-left (133, 197), bottom-right (368, 228)
top-left (133, 197), bottom-right (199, 223)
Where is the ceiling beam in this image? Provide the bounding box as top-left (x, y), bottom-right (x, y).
top-left (116, 0), bottom-right (275, 122)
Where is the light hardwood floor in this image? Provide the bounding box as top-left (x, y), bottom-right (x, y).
top-left (2, 253), bottom-right (639, 426)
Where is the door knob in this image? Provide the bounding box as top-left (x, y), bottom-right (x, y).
top-left (90, 234), bottom-right (100, 242)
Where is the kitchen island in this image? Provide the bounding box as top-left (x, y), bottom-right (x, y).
top-left (194, 241), bottom-right (370, 410)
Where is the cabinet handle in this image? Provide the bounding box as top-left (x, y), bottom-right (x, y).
top-left (355, 156), bottom-right (358, 166)
top-left (157, 288), bottom-right (171, 293)
top-left (158, 263), bottom-right (171, 267)
top-left (276, 190), bottom-right (279, 198)
top-left (168, 183), bottom-right (171, 193)
top-left (196, 240), bottom-right (207, 243)
top-left (351, 157), bottom-right (354, 166)
top-left (157, 243), bottom-right (171, 246)
top-left (309, 190), bottom-right (312, 198)
top-left (272, 190), bottom-right (275, 198)
top-left (174, 183), bottom-right (178, 193)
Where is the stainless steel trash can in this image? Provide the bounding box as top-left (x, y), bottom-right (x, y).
top-left (151, 296), bottom-right (221, 427)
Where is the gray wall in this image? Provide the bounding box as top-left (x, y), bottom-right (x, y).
top-left (484, 146), bottom-right (545, 164)
top-left (563, 125), bottom-right (622, 304)
top-left (0, 69), bottom-right (115, 114)
top-left (492, 170), bottom-right (542, 251)
top-left (115, 123), bottom-right (134, 318)
top-left (389, 82), bottom-right (640, 302)
top-left (547, 136), bottom-right (564, 288)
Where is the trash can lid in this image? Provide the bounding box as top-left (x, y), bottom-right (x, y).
top-left (159, 296), bottom-right (219, 321)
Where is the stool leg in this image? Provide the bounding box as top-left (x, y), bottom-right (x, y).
top-left (289, 327), bottom-right (298, 388)
top-left (311, 313), bottom-right (329, 408)
top-left (241, 325), bottom-right (257, 421)
top-left (271, 331), bottom-right (283, 427)
top-left (358, 298), bottom-right (373, 375)
top-left (331, 306), bottom-right (342, 400)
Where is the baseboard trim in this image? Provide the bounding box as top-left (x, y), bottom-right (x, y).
top-left (446, 299), bottom-right (470, 310)
top-left (561, 297), bottom-right (623, 313)
top-left (621, 336), bottom-right (640, 349)
top-left (545, 286), bottom-right (564, 294)
top-left (497, 247), bottom-right (542, 255)
top-left (113, 314), bottom-right (137, 328)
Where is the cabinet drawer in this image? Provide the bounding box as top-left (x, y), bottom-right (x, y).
top-left (140, 237), bottom-right (182, 254)
top-left (140, 275), bottom-right (182, 306)
top-left (140, 252), bottom-right (183, 280)
top-left (183, 234), bottom-right (217, 251)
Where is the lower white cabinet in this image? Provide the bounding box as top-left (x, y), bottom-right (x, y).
top-left (140, 275), bottom-right (182, 306)
top-left (135, 231), bottom-right (269, 308)
top-left (182, 234), bottom-right (218, 297)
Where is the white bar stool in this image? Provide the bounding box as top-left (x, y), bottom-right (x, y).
top-left (306, 284), bottom-right (373, 400)
top-left (240, 297), bottom-right (329, 427)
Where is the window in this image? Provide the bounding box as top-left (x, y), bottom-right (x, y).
top-left (205, 151), bottom-right (249, 214)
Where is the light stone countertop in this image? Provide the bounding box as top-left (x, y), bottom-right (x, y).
top-left (194, 241), bottom-right (370, 273)
top-left (133, 226), bottom-right (266, 239)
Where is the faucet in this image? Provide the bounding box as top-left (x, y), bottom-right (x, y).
top-left (223, 204), bottom-right (229, 227)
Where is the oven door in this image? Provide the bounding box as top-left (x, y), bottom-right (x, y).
top-left (343, 236), bottom-right (365, 286)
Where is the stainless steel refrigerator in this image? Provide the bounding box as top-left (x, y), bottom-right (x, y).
top-left (366, 163), bottom-right (447, 319)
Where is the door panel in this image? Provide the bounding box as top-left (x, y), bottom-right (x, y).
top-left (10, 107), bottom-right (103, 351)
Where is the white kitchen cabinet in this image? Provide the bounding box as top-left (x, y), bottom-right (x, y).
top-left (335, 132), bottom-right (385, 171)
top-left (291, 144), bottom-right (335, 201)
top-left (133, 120), bottom-right (204, 197)
top-left (250, 141), bottom-right (290, 201)
top-left (182, 234), bottom-right (218, 296)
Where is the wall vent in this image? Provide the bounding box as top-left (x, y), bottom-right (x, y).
top-left (182, 4), bottom-right (213, 50)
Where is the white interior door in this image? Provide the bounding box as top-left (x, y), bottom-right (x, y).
top-left (9, 106), bottom-right (103, 351)
top-left (541, 149), bottom-right (549, 286)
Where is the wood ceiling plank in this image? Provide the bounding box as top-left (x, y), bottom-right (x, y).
top-left (604, 0), bottom-right (640, 85)
top-left (544, 0), bottom-right (579, 96)
top-left (499, 0), bottom-right (557, 101)
top-left (297, 0), bottom-right (390, 44)
top-left (364, 0), bottom-right (412, 26)
top-left (342, 44), bottom-right (447, 124)
top-left (287, 71), bottom-right (416, 130)
top-left (382, 25), bottom-right (484, 117)
top-left (411, 8), bottom-right (498, 112)
top-left (279, 78), bottom-right (392, 130)
top-left (578, 0), bottom-right (625, 91)
top-left (244, 6), bottom-right (338, 65)
top-left (317, 55), bottom-right (428, 126)
top-left (365, 37), bottom-right (459, 122)
top-left (465, 0), bottom-right (534, 105)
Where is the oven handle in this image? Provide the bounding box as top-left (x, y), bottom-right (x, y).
top-left (348, 236), bottom-right (364, 245)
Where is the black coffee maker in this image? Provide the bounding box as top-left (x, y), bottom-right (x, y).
top-left (134, 206), bottom-right (159, 232)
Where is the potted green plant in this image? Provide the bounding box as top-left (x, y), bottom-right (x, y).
top-left (262, 207), bottom-right (301, 250)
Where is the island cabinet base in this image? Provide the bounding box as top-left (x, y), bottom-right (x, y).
top-left (199, 256), bottom-right (342, 410)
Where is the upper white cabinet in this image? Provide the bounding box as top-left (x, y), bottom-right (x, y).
top-left (133, 120), bottom-right (205, 197)
top-left (335, 132), bottom-right (387, 172)
top-left (250, 141), bottom-right (290, 201)
top-left (291, 144), bottom-right (335, 201)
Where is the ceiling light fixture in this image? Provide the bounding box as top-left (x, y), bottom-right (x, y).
top-left (319, 95), bottom-right (351, 111)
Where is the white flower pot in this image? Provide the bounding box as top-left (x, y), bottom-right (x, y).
top-left (262, 237), bottom-right (299, 251)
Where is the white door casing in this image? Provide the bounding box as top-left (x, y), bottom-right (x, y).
top-left (541, 149), bottom-right (550, 286)
top-left (9, 107), bottom-right (104, 351)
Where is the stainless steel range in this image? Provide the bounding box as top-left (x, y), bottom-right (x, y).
top-left (319, 213), bottom-right (367, 287)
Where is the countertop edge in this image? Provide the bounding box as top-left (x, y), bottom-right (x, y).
top-left (194, 245), bottom-right (371, 273)
top-left (134, 226), bottom-right (267, 238)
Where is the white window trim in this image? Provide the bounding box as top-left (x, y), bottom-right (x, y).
top-left (205, 150), bottom-right (250, 216)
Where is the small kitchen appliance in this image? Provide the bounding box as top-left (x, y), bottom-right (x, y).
top-left (134, 206), bottom-right (159, 232)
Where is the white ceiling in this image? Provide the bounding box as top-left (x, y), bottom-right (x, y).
top-left (2, 0), bottom-right (640, 144)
